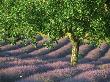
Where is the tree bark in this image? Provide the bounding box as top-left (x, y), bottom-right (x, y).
top-left (71, 41), bottom-right (79, 65)
top-left (65, 32), bottom-right (79, 66)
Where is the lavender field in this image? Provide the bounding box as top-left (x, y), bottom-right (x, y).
top-left (0, 36), bottom-right (110, 82)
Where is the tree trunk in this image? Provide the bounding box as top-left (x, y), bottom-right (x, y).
top-left (71, 41), bottom-right (79, 65)
top-left (65, 32), bottom-right (79, 66)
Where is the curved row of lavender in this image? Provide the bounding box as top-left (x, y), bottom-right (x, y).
top-left (0, 36), bottom-right (110, 82)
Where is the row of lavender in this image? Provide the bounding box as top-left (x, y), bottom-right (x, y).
top-left (0, 36), bottom-right (110, 82)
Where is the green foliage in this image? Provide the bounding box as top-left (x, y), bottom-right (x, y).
top-left (0, 0), bottom-right (110, 46)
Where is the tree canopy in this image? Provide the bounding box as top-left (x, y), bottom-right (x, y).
top-left (0, 0), bottom-right (110, 45)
